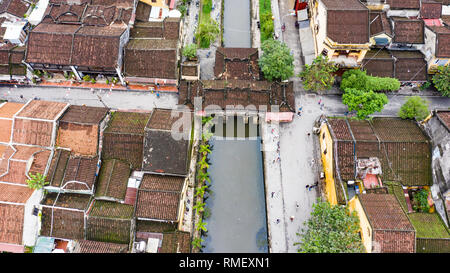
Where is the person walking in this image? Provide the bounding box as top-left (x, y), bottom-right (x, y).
top-left (318, 99), bottom-right (322, 105)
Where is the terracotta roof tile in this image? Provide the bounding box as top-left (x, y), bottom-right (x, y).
top-left (73, 240), bottom-right (128, 253)
top-left (46, 149), bottom-right (98, 192)
top-left (391, 18), bottom-right (424, 44)
top-left (40, 206), bottom-right (85, 239)
top-left (59, 105), bottom-right (108, 125)
top-left (12, 119), bottom-right (54, 147)
top-left (136, 174), bottom-right (184, 221)
top-left (0, 0), bottom-right (31, 18)
top-left (359, 194), bottom-right (415, 253)
top-left (41, 192), bottom-right (92, 210)
top-left (436, 111), bottom-right (450, 129)
top-left (95, 159), bottom-right (131, 201)
top-left (0, 102), bottom-right (24, 118)
top-left (326, 8), bottom-right (369, 44)
top-left (0, 183), bottom-right (33, 203)
top-left (387, 0), bottom-right (420, 9)
top-left (391, 50), bottom-right (427, 81)
top-left (16, 100), bottom-right (68, 120)
top-left (160, 231), bottom-right (191, 253)
top-left (421, 0), bottom-right (442, 19)
top-left (0, 203), bottom-right (24, 244)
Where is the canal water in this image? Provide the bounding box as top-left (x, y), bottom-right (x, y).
top-left (223, 0), bottom-right (251, 47)
top-left (202, 116), bottom-right (268, 253)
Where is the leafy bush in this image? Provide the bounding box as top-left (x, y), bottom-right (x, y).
top-left (295, 200), bottom-right (364, 253)
top-left (196, 18), bottom-right (219, 48)
top-left (342, 88), bottom-right (388, 120)
top-left (299, 55), bottom-right (338, 92)
top-left (341, 69), bottom-right (400, 92)
top-left (413, 189), bottom-right (430, 213)
top-left (183, 44), bottom-right (198, 59)
top-left (398, 96), bottom-right (429, 121)
top-left (260, 12), bottom-right (274, 42)
top-left (259, 39), bottom-right (294, 81)
top-left (83, 75), bottom-right (91, 82)
top-left (432, 65), bottom-right (450, 97)
top-left (202, 0), bottom-right (212, 13)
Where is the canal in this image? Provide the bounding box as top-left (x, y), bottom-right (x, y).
top-left (223, 0), bottom-right (251, 47)
top-left (202, 116), bottom-right (268, 253)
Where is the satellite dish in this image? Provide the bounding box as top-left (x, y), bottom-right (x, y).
top-left (169, 10), bottom-right (182, 18)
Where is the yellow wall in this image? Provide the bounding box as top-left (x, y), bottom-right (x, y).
top-left (349, 196), bottom-right (372, 253)
top-left (319, 124), bottom-right (338, 205)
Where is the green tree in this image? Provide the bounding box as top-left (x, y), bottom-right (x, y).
top-left (295, 200), bottom-right (364, 253)
top-left (196, 18), bottom-right (220, 48)
top-left (398, 96), bottom-right (429, 121)
top-left (299, 55), bottom-right (338, 92)
top-left (259, 39), bottom-right (294, 82)
top-left (183, 44), bottom-right (198, 60)
top-left (260, 12), bottom-right (274, 42)
top-left (342, 88), bottom-right (388, 120)
top-left (432, 66), bottom-right (450, 97)
top-left (26, 173), bottom-right (48, 190)
top-left (196, 220), bottom-right (208, 232)
top-left (341, 69), bottom-right (400, 92)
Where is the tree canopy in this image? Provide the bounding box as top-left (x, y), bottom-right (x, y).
top-left (432, 65), bottom-right (450, 97)
top-left (259, 39), bottom-right (294, 82)
top-left (295, 200), bottom-right (364, 253)
top-left (196, 18), bottom-right (219, 48)
top-left (299, 55), bottom-right (338, 92)
top-left (182, 44), bottom-right (198, 59)
top-left (342, 88), bottom-right (388, 120)
top-left (398, 96), bottom-right (430, 121)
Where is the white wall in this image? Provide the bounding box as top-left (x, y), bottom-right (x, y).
top-left (22, 189), bottom-right (43, 246)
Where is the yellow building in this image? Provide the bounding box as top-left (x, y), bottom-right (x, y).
top-left (308, 0), bottom-right (371, 67)
top-left (140, 0), bottom-right (169, 9)
top-left (349, 194), bottom-right (416, 253)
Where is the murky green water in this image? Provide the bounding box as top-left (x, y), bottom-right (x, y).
top-left (223, 0), bottom-right (251, 47)
top-left (202, 117), bottom-right (268, 253)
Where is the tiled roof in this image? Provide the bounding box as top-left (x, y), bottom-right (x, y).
top-left (427, 26), bottom-right (450, 58)
top-left (41, 192), bottom-right (92, 210)
top-left (359, 194), bottom-right (415, 253)
top-left (95, 159), bottom-right (130, 201)
top-left (421, 0), bottom-right (442, 19)
top-left (390, 50), bottom-right (427, 81)
top-left (214, 47), bottom-right (260, 80)
top-left (386, 0), bottom-right (420, 9)
top-left (324, 0), bottom-right (369, 44)
top-left (178, 80), bottom-right (295, 113)
top-left (391, 17), bottom-right (424, 44)
top-left (16, 100), bottom-right (68, 120)
top-left (46, 149), bottom-right (98, 191)
top-left (86, 200), bottom-right (133, 244)
top-left (102, 111), bottom-right (150, 169)
top-left (143, 110), bottom-right (191, 175)
top-left (26, 23), bottom-right (125, 69)
top-left (436, 111), bottom-right (450, 130)
top-left (0, 145), bottom-right (50, 185)
top-left (369, 11), bottom-right (392, 37)
top-left (362, 50), bottom-right (395, 78)
top-left (160, 231), bottom-right (191, 253)
top-left (0, 183), bottom-right (34, 203)
top-left (40, 193), bottom-right (92, 239)
top-left (0, 0), bottom-right (31, 18)
top-left (73, 240), bottom-right (128, 253)
top-left (0, 102), bottom-right (24, 143)
top-left (328, 118), bottom-right (432, 186)
top-left (136, 219), bottom-right (177, 233)
top-left (59, 105), bottom-right (108, 125)
top-left (0, 203), bottom-right (24, 245)
top-left (135, 174), bottom-right (184, 221)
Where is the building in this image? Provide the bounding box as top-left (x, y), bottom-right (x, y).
top-left (349, 193), bottom-right (416, 253)
top-left (45, 149), bottom-right (99, 194)
top-left (24, 0), bottom-right (134, 83)
top-left (56, 105), bottom-right (109, 156)
top-left (135, 173), bottom-right (186, 223)
top-left (0, 0), bottom-right (33, 21)
top-left (308, 0), bottom-right (371, 67)
top-left (101, 111), bottom-right (151, 170)
top-left (179, 80), bottom-right (295, 113)
top-left (95, 159), bottom-right (131, 202)
top-left (319, 117), bottom-right (432, 205)
top-left (422, 25), bottom-right (450, 73)
top-left (214, 47), bottom-right (260, 80)
top-left (142, 108), bottom-right (191, 176)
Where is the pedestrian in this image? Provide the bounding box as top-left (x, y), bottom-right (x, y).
top-left (276, 219), bottom-right (280, 224)
top-left (298, 106), bottom-right (303, 112)
top-left (296, 202), bottom-right (299, 208)
top-left (320, 103), bottom-right (324, 110)
top-left (297, 111), bottom-right (301, 117)
top-left (318, 99), bottom-right (322, 105)
top-left (271, 192), bottom-right (275, 198)
top-left (305, 184), bottom-right (310, 189)
top-left (307, 132), bottom-right (311, 137)
top-left (290, 216), bottom-right (295, 222)
top-left (156, 91), bottom-right (160, 98)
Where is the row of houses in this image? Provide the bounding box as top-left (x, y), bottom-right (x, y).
top-left (0, 99), bottom-right (193, 253)
top-left (307, 0), bottom-right (450, 81)
top-left (0, 0), bottom-right (182, 85)
top-left (318, 113), bottom-right (450, 253)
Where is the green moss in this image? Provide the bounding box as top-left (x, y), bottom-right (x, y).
top-left (384, 181), bottom-right (408, 213)
top-left (408, 213), bottom-right (450, 238)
